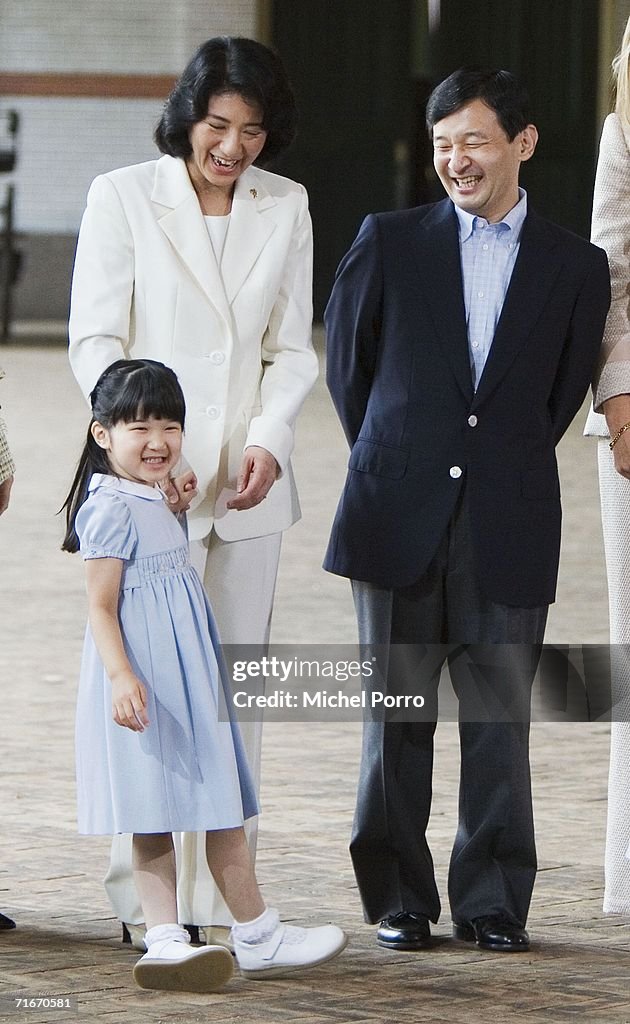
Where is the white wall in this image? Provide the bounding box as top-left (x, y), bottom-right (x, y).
top-left (1, 0), bottom-right (258, 233)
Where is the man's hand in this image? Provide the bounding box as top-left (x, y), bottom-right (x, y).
top-left (0, 474), bottom-right (13, 515)
top-left (227, 446), bottom-right (279, 511)
top-left (160, 470), bottom-right (198, 513)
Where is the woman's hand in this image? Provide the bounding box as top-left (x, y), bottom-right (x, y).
top-left (227, 446), bottom-right (279, 510)
top-left (111, 670), bottom-right (149, 732)
top-left (161, 469), bottom-right (198, 512)
top-left (604, 394), bottom-right (630, 479)
top-left (611, 430), bottom-right (630, 478)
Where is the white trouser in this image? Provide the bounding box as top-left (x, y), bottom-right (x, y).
top-left (598, 440), bottom-right (630, 913)
top-left (104, 529), bottom-right (282, 926)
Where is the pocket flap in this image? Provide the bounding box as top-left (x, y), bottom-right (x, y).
top-left (349, 439), bottom-right (408, 479)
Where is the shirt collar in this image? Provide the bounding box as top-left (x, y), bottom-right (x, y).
top-left (454, 187), bottom-right (528, 242)
top-left (88, 473), bottom-right (165, 501)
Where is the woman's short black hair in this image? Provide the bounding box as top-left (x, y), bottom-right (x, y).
top-left (426, 68), bottom-right (532, 141)
top-left (155, 36), bottom-right (297, 165)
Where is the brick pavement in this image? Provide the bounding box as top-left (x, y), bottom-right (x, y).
top-left (0, 339), bottom-right (629, 1024)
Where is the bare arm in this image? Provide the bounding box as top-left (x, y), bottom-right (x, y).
top-left (85, 558), bottom-right (149, 732)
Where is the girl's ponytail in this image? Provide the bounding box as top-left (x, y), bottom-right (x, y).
top-left (60, 424), bottom-right (112, 553)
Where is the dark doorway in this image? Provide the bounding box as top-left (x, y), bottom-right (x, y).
top-left (270, 1), bottom-right (600, 318)
top-left (428, 1), bottom-right (600, 239)
top-left (271, 0), bottom-right (414, 317)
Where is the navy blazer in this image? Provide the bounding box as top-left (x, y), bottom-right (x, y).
top-left (323, 199), bottom-right (611, 608)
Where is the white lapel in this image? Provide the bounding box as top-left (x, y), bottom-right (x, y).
top-left (221, 167), bottom-right (278, 305)
top-left (151, 155), bottom-right (231, 327)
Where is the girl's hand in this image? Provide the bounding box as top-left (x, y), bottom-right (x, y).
top-left (111, 671), bottom-right (149, 732)
top-left (161, 470), bottom-right (198, 513)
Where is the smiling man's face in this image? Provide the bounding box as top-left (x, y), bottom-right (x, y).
top-left (432, 98), bottom-right (538, 223)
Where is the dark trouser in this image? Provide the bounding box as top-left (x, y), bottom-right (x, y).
top-left (350, 495), bottom-right (548, 926)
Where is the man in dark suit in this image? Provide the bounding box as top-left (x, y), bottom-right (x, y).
top-left (324, 68), bottom-right (610, 953)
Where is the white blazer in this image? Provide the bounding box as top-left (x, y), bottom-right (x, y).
top-left (584, 113), bottom-right (630, 437)
top-left (69, 155), bottom-right (318, 541)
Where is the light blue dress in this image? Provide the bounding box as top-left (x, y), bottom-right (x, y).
top-left (74, 473), bottom-right (258, 835)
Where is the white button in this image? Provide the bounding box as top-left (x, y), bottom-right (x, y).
top-left (482, 243), bottom-right (489, 250)
top-left (468, 415), bottom-right (478, 427)
top-left (472, 341), bottom-right (480, 349)
top-left (208, 351), bottom-right (225, 365)
top-left (206, 405), bottom-right (220, 419)
top-left (477, 291), bottom-right (484, 298)
top-left (450, 466), bottom-right (462, 479)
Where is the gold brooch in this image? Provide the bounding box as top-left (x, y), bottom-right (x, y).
top-left (249, 188), bottom-right (258, 199)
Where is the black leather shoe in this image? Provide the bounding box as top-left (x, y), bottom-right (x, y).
top-left (0, 912), bottom-right (16, 930)
top-left (453, 915), bottom-right (529, 952)
top-left (377, 912), bottom-right (431, 950)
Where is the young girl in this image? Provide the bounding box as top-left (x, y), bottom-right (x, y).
top-left (62, 359), bottom-right (346, 993)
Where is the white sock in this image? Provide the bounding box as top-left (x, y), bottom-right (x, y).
top-left (144, 923), bottom-right (190, 949)
top-left (231, 906), bottom-right (279, 945)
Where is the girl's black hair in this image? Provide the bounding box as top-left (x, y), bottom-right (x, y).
top-left (154, 36), bottom-right (297, 165)
top-left (61, 359), bottom-right (186, 554)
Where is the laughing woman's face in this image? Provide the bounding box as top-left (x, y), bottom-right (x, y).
top-left (186, 92), bottom-right (268, 197)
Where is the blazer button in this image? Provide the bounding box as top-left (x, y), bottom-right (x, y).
top-left (468, 415), bottom-right (478, 427)
top-left (209, 351), bottom-right (225, 365)
top-left (449, 466), bottom-right (462, 478)
top-left (206, 405), bottom-right (221, 419)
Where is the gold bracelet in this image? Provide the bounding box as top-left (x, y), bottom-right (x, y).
top-left (609, 420), bottom-right (630, 450)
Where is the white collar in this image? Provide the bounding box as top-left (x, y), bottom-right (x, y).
top-left (454, 187), bottom-right (528, 242)
top-left (88, 473), bottom-right (165, 501)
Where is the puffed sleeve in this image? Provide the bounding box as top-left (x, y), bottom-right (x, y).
top-left (75, 491), bottom-right (138, 561)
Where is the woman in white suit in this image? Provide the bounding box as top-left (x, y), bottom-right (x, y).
top-left (584, 16), bottom-right (630, 914)
top-left (69, 36), bottom-right (318, 946)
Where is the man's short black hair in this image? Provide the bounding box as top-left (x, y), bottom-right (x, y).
top-left (155, 36), bottom-right (297, 165)
top-left (426, 68), bottom-right (532, 141)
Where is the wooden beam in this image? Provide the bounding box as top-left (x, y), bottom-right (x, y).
top-left (0, 72), bottom-right (176, 99)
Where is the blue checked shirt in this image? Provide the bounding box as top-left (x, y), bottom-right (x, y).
top-left (454, 188), bottom-right (527, 390)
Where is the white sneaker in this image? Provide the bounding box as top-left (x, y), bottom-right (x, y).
top-left (133, 927), bottom-right (233, 992)
top-left (233, 916), bottom-right (347, 980)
